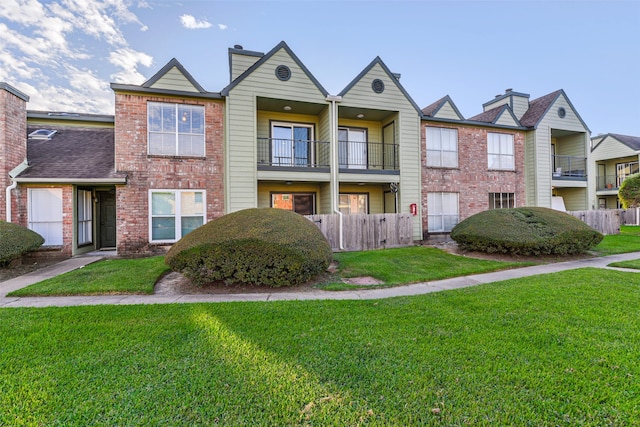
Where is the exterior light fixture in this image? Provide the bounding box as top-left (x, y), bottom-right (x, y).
top-left (283, 105), bottom-right (292, 111)
top-left (356, 113), bottom-right (364, 119)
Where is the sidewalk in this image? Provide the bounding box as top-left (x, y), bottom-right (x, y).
top-left (2, 251), bottom-right (640, 308)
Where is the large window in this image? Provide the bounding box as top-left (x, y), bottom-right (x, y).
top-left (426, 127), bottom-right (458, 168)
top-left (28, 188), bottom-right (63, 246)
top-left (77, 189), bottom-right (93, 245)
top-left (339, 194), bottom-right (368, 214)
top-left (487, 133), bottom-right (514, 170)
top-left (616, 162), bottom-right (639, 187)
top-left (148, 102), bottom-right (205, 157)
top-left (149, 190), bottom-right (205, 242)
top-left (489, 192), bottom-right (515, 209)
top-left (272, 193), bottom-right (315, 215)
top-left (271, 123), bottom-right (313, 166)
top-left (338, 127), bottom-right (367, 169)
top-left (427, 192), bottom-right (459, 232)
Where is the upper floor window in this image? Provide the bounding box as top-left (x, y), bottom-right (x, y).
top-left (338, 127), bottom-right (368, 169)
top-left (487, 133), bottom-right (514, 170)
top-left (148, 102), bottom-right (205, 157)
top-left (426, 127), bottom-right (458, 168)
top-left (271, 123), bottom-right (314, 167)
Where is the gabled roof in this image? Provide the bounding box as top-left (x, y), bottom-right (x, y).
top-left (221, 41), bottom-right (328, 96)
top-left (592, 133), bottom-right (640, 152)
top-left (110, 58), bottom-right (222, 99)
top-left (143, 58), bottom-right (206, 92)
top-left (519, 89), bottom-right (590, 132)
top-left (15, 126), bottom-right (126, 183)
top-left (468, 104), bottom-right (521, 126)
top-left (338, 56), bottom-right (422, 115)
top-left (421, 95), bottom-right (465, 120)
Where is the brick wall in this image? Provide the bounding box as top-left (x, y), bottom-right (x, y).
top-left (0, 87), bottom-right (27, 221)
top-left (421, 123), bottom-right (526, 240)
top-left (113, 93), bottom-right (225, 255)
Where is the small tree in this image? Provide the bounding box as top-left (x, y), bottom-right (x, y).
top-left (618, 173), bottom-right (640, 208)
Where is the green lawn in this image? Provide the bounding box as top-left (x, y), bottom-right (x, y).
top-left (594, 225), bottom-right (640, 255)
top-left (1, 268), bottom-right (639, 425)
top-left (7, 256), bottom-right (170, 297)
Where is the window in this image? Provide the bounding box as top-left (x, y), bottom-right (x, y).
top-left (427, 192), bottom-right (459, 232)
top-left (487, 133), bottom-right (514, 170)
top-left (339, 194), bottom-right (368, 214)
top-left (616, 162), bottom-right (639, 187)
top-left (149, 190), bottom-right (205, 242)
top-left (338, 127), bottom-right (367, 169)
top-left (148, 102), bottom-right (204, 156)
top-left (426, 127), bottom-right (458, 168)
top-left (272, 193), bottom-right (315, 215)
top-left (271, 123), bottom-right (313, 166)
top-left (28, 188), bottom-right (63, 246)
top-left (489, 192), bottom-right (515, 209)
top-left (77, 190), bottom-right (93, 245)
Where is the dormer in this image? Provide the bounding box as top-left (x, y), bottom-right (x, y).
top-left (483, 89), bottom-right (530, 120)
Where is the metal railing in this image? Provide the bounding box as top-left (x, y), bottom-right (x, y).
top-left (257, 138), bottom-right (399, 171)
top-left (552, 155), bottom-right (587, 179)
top-left (595, 174), bottom-right (635, 190)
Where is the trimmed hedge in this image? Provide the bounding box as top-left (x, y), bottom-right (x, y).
top-left (165, 208), bottom-right (333, 287)
top-left (0, 221), bottom-right (45, 265)
top-left (450, 207), bottom-right (603, 256)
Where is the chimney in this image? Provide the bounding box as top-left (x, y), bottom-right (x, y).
top-left (228, 45), bottom-right (264, 82)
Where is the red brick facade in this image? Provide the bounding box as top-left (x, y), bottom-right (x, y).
top-left (422, 122), bottom-right (526, 240)
top-left (0, 87), bottom-right (27, 222)
top-left (113, 93), bottom-right (225, 254)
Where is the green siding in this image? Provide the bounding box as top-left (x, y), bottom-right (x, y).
top-left (555, 188), bottom-right (587, 211)
top-left (494, 110), bottom-right (519, 127)
top-left (149, 67), bottom-right (199, 92)
top-left (230, 53), bottom-right (262, 81)
top-left (433, 101), bottom-right (461, 120)
top-left (592, 136), bottom-right (638, 161)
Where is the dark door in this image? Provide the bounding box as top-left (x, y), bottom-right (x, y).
top-left (99, 192), bottom-right (116, 248)
top-left (293, 195), bottom-right (314, 216)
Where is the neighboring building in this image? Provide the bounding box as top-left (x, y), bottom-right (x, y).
top-left (421, 95), bottom-right (527, 240)
top-left (1, 42), bottom-right (598, 256)
top-left (591, 133), bottom-right (640, 209)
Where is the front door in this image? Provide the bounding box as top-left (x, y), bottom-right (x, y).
top-left (99, 192), bottom-right (116, 248)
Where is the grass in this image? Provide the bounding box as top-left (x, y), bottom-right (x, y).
top-left (7, 256), bottom-right (170, 297)
top-left (1, 268), bottom-right (639, 425)
top-left (323, 246), bottom-right (531, 290)
top-left (593, 225), bottom-right (640, 256)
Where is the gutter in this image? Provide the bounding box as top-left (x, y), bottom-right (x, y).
top-left (6, 159), bottom-right (29, 222)
top-left (326, 94), bottom-right (344, 250)
top-left (12, 177), bottom-right (127, 184)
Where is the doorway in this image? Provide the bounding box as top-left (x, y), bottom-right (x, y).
top-left (99, 191), bottom-right (116, 248)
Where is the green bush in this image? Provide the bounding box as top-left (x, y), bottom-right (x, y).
top-left (618, 173), bottom-right (640, 208)
top-left (165, 208), bottom-right (333, 287)
top-left (450, 207), bottom-right (603, 256)
top-left (0, 221), bottom-right (45, 265)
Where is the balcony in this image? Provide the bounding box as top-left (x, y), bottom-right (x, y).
top-left (552, 155), bottom-right (587, 180)
top-left (257, 138), bottom-right (399, 172)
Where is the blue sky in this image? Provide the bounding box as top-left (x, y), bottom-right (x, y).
top-left (1, 0), bottom-right (638, 136)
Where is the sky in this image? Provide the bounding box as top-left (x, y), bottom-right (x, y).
top-left (1, 0), bottom-right (639, 136)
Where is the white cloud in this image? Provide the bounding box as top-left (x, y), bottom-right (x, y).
top-left (217, 24), bottom-right (228, 30)
top-left (180, 14), bottom-right (212, 29)
top-left (0, 0), bottom-right (153, 114)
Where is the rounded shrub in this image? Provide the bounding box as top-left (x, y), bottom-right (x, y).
top-left (0, 221), bottom-right (45, 265)
top-left (618, 173), bottom-right (640, 208)
top-left (165, 208), bottom-right (333, 287)
top-left (450, 207), bottom-right (603, 256)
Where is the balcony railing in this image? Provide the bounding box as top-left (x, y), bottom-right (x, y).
top-left (595, 174), bottom-right (635, 191)
top-left (257, 138), bottom-right (399, 171)
top-left (552, 155), bottom-right (587, 179)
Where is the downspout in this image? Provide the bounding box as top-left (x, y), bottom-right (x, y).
top-left (5, 179), bottom-right (17, 222)
top-left (326, 95), bottom-right (343, 250)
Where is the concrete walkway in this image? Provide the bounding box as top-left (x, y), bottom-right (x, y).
top-left (2, 251), bottom-right (640, 308)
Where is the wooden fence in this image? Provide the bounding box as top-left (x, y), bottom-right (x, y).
top-left (567, 208), bottom-right (640, 235)
top-left (306, 213), bottom-right (414, 251)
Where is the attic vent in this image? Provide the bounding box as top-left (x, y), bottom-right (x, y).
top-left (28, 129), bottom-right (57, 140)
top-left (275, 65), bottom-right (291, 81)
top-left (372, 79), bottom-right (385, 94)
top-left (558, 107), bottom-right (566, 118)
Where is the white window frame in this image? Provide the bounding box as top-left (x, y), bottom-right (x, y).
top-left (148, 102), bottom-right (205, 157)
top-left (339, 193), bottom-right (369, 214)
top-left (489, 192), bottom-right (515, 209)
top-left (487, 132), bottom-right (515, 170)
top-left (149, 190), bottom-right (206, 243)
top-left (28, 188), bottom-right (63, 246)
top-left (271, 122), bottom-right (314, 166)
top-left (77, 189), bottom-right (93, 245)
top-left (426, 127), bottom-right (458, 168)
top-left (427, 192), bottom-right (459, 233)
